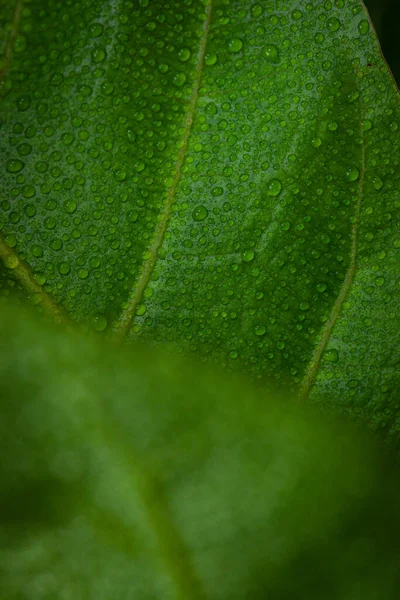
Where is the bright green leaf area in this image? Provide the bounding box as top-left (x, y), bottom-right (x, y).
top-left (1, 301), bottom-right (400, 599)
top-left (1, 1), bottom-right (400, 440)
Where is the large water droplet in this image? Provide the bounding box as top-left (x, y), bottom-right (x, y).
top-left (266, 178), bottom-right (282, 196)
top-left (262, 44), bottom-right (279, 62)
top-left (324, 348), bottom-right (339, 362)
top-left (90, 314), bottom-right (108, 332)
top-left (228, 38), bottom-right (243, 53)
top-left (242, 250), bottom-right (255, 262)
top-left (192, 205), bottom-right (208, 221)
top-left (326, 17), bottom-right (340, 32)
top-left (346, 167), bottom-right (359, 182)
top-left (6, 159), bottom-right (24, 173)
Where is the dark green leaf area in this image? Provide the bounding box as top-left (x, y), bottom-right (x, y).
top-left (1, 4), bottom-right (400, 442)
top-left (1, 302), bottom-right (400, 599)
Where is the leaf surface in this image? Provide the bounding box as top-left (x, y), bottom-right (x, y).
top-left (0, 1), bottom-right (400, 435)
top-left (1, 301), bottom-right (400, 599)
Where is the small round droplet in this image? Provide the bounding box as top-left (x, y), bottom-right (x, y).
top-left (311, 137), bottom-right (321, 148)
top-left (91, 48), bottom-right (106, 63)
top-left (251, 4), bottom-right (263, 17)
top-left (327, 121), bottom-right (338, 131)
top-left (254, 324), bottom-right (266, 336)
top-left (178, 48), bottom-right (191, 62)
top-left (358, 19), bottom-right (369, 36)
top-left (6, 159), bottom-right (24, 173)
top-left (173, 72), bottom-right (186, 86)
top-left (89, 23), bottom-right (104, 38)
top-left (326, 17), bottom-right (340, 32)
top-left (299, 302), bottom-right (309, 311)
top-left (65, 200), bottom-right (77, 214)
top-left (242, 250), bottom-right (255, 262)
top-left (211, 186), bottom-right (223, 197)
top-left (205, 53), bottom-right (217, 66)
top-left (90, 314), bottom-right (108, 332)
top-left (192, 205), bottom-right (208, 221)
top-left (262, 44), bottom-right (279, 62)
top-left (346, 167), bottom-right (359, 182)
top-left (316, 283), bottom-right (327, 293)
top-left (324, 348), bottom-right (339, 362)
top-left (266, 178), bottom-right (282, 196)
top-left (228, 38), bottom-right (243, 53)
top-left (372, 175), bottom-right (383, 190)
top-left (4, 255), bottom-right (20, 269)
top-left (347, 90), bottom-right (360, 103)
top-left (348, 379), bottom-right (359, 388)
top-left (136, 304), bottom-right (147, 316)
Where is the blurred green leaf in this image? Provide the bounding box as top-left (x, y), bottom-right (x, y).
top-left (0, 301), bottom-right (400, 599)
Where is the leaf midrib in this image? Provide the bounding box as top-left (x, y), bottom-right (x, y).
top-left (113, 2), bottom-right (213, 341)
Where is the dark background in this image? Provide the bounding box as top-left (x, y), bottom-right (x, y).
top-left (365, 0), bottom-right (400, 83)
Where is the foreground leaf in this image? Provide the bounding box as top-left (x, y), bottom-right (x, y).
top-left (0, 301), bottom-right (400, 599)
top-left (1, 1), bottom-right (400, 437)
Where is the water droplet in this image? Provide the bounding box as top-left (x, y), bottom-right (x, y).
top-left (242, 250), bottom-right (255, 262)
top-left (178, 48), bottom-right (191, 62)
top-left (192, 205), bottom-right (208, 221)
top-left (89, 23), bottom-right (104, 38)
top-left (78, 269), bottom-right (89, 279)
top-left (114, 168), bottom-right (127, 182)
top-left (211, 186), bottom-right (223, 197)
top-left (17, 143), bottom-right (32, 156)
top-left (376, 276), bottom-right (385, 287)
top-left (205, 53), bottom-right (217, 66)
top-left (358, 19), bottom-right (369, 35)
top-left (347, 90), bottom-right (360, 103)
top-left (229, 350), bottom-right (238, 359)
top-left (254, 324), bottom-right (266, 336)
top-left (173, 72), bottom-right (186, 86)
top-left (91, 48), bottom-right (106, 63)
top-left (311, 137), bottom-right (322, 148)
top-left (292, 9), bottom-right (302, 20)
top-left (59, 262), bottom-right (71, 275)
top-left (4, 255), bottom-right (20, 269)
top-left (348, 379), bottom-right (359, 388)
top-left (32, 244), bottom-right (43, 258)
top-left (6, 159), bottom-right (24, 173)
top-left (327, 121), bottom-right (338, 131)
top-left (228, 38), bottom-right (243, 53)
top-left (326, 17), bottom-right (340, 32)
top-left (317, 283), bottom-right (327, 293)
top-left (65, 200), bottom-right (77, 214)
top-left (324, 348), bottom-right (339, 362)
top-left (282, 221), bottom-right (291, 231)
top-left (372, 175), bottom-right (383, 190)
top-left (363, 119), bottom-right (372, 131)
top-left (262, 44), bottom-right (279, 62)
top-left (266, 178), bottom-right (282, 196)
top-left (299, 302), bottom-right (309, 311)
top-left (251, 3), bottom-right (263, 17)
top-left (90, 314), bottom-right (108, 332)
top-left (346, 167), bottom-right (359, 182)
top-left (136, 304), bottom-right (147, 316)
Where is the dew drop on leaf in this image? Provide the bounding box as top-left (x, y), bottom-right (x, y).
top-left (324, 349), bottom-right (339, 362)
top-left (326, 17), bottom-right (340, 32)
top-left (317, 283), bottom-right (327, 293)
top-left (346, 167), bottom-right (359, 182)
top-left (228, 38), bottom-right (243, 53)
top-left (372, 175), bottom-right (383, 190)
top-left (262, 44), bottom-right (279, 62)
top-left (178, 48), bottom-right (191, 62)
top-left (254, 324), bottom-right (266, 336)
top-left (358, 19), bottom-right (369, 36)
top-left (251, 3), bottom-right (263, 17)
top-left (4, 255), bottom-right (20, 269)
top-left (6, 159), bottom-right (24, 173)
top-left (266, 178), bottom-right (282, 196)
top-left (90, 314), bottom-right (108, 332)
top-left (242, 250), bottom-right (255, 262)
top-left (205, 53), bottom-right (217, 66)
top-left (192, 205), bottom-right (208, 222)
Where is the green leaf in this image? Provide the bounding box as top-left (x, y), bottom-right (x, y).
top-left (1, 1), bottom-right (400, 438)
top-left (1, 300), bottom-right (400, 599)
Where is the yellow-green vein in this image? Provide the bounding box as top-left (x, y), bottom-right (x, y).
top-left (298, 114), bottom-right (366, 402)
top-left (0, 236), bottom-right (70, 324)
top-left (113, 2), bottom-right (213, 342)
